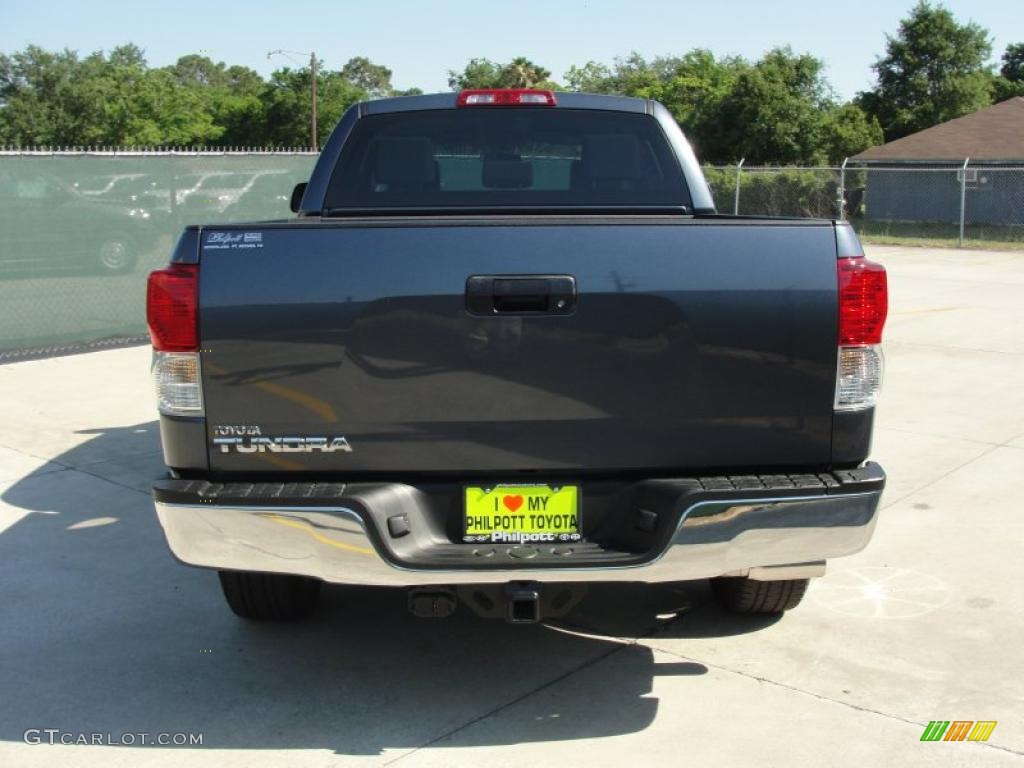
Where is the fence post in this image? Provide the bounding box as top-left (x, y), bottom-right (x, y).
top-left (734, 158), bottom-right (745, 215)
top-left (838, 157), bottom-right (849, 220)
top-left (959, 157), bottom-right (969, 248)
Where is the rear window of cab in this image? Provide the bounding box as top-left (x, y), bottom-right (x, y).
top-left (324, 108), bottom-right (691, 211)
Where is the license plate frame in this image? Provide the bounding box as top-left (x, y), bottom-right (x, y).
top-left (462, 484), bottom-right (582, 544)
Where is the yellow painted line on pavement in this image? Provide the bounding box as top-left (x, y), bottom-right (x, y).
top-left (253, 453), bottom-right (306, 471)
top-left (249, 379), bottom-right (338, 423)
top-left (203, 361), bottom-right (337, 422)
top-left (264, 514), bottom-right (374, 556)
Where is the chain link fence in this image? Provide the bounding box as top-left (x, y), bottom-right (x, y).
top-left (2, 151), bottom-right (1022, 358)
top-left (704, 164), bottom-right (843, 218)
top-left (706, 161), bottom-right (1024, 249)
top-left (0, 149), bottom-right (317, 359)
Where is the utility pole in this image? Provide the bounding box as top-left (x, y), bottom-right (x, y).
top-left (267, 49), bottom-right (319, 149)
top-left (310, 52), bottom-right (318, 150)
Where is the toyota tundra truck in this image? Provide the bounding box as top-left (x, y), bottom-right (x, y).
top-left (147, 89), bottom-right (887, 624)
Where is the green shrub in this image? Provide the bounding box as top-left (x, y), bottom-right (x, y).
top-left (703, 166), bottom-right (840, 218)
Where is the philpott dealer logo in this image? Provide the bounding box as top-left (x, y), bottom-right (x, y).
top-left (920, 720), bottom-right (997, 742)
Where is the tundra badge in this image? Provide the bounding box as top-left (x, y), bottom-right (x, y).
top-left (211, 426), bottom-right (352, 454)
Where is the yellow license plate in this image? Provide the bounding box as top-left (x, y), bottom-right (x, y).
top-left (463, 485), bottom-right (581, 544)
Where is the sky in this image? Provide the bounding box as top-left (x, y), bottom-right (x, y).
top-left (2, 0), bottom-right (1022, 100)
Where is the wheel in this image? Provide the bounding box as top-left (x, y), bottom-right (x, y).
top-left (217, 570), bottom-right (322, 620)
top-left (96, 238), bottom-right (136, 273)
top-left (710, 576), bottom-right (809, 614)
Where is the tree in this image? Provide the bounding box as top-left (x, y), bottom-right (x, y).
top-left (448, 57), bottom-right (557, 90)
top-left (821, 103), bottom-right (884, 161)
top-left (448, 58), bottom-right (503, 90)
top-left (0, 42), bottom-right (893, 159)
top-left (257, 56), bottom-right (405, 147)
top-left (564, 61), bottom-right (614, 92)
top-left (649, 51), bottom-right (746, 156)
top-left (340, 56), bottom-right (394, 98)
top-left (564, 48), bottom-right (870, 163)
top-left (1000, 43), bottom-right (1024, 83)
top-left (0, 46), bottom-right (88, 145)
top-left (259, 66), bottom-right (365, 147)
top-left (992, 43), bottom-right (1024, 102)
top-left (0, 44), bottom-right (221, 146)
top-left (565, 51), bottom-right (744, 158)
top-left (337, 57), bottom-right (421, 98)
top-left (164, 55), bottom-right (264, 146)
top-left (701, 48), bottom-right (835, 163)
top-left (565, 52), bottom-right (660, 96)
top-left (859, 1), bottom-right (993, 140)
top-left (0, 45), bottom-right (406, 147)
top-left (505, 56), bottom-right (558, 89)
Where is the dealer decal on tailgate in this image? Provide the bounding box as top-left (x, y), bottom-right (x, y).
top-left (463, 485), bottom-right (581, 543)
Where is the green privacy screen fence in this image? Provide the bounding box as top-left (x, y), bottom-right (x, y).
top-left (8, 150), bottom-right (1023, 358)
top-left (0, 150), bottom-right (317, 358)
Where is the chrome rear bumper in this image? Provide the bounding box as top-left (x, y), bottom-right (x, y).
top-left (154, 467), bottom-right (884, 586)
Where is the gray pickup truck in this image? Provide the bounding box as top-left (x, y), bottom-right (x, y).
top-left (147, 89), bottom-right (887, 624)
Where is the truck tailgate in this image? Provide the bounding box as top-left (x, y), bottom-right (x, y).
top-left (199, 218), bottom-right (838, 474)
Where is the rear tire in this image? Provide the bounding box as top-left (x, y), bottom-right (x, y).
top-left (710, 576), bottom-right (809, 614)
top-left (218, 570), bottom-right (322, 620)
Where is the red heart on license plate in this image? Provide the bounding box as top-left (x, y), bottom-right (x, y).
top-left (502, 495), bottom-right (524, 512)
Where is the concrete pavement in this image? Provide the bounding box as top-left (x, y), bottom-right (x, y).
top-left (0, 245), bottom-right (1021, 766)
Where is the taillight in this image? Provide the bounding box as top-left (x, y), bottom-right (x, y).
top-left (835, 256), bottom-right (888, 411)
top-left (147, 263), bottom-right (203, 417)
top-left (457, 89), bottom-right (557, 107)
top-left (838, 257), bottom-right (887, 345)
top-left (147, 263), bottom-right (198, 352)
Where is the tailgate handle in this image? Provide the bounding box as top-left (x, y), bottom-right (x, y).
top-left (466, 275), bottom-right (576, 315)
